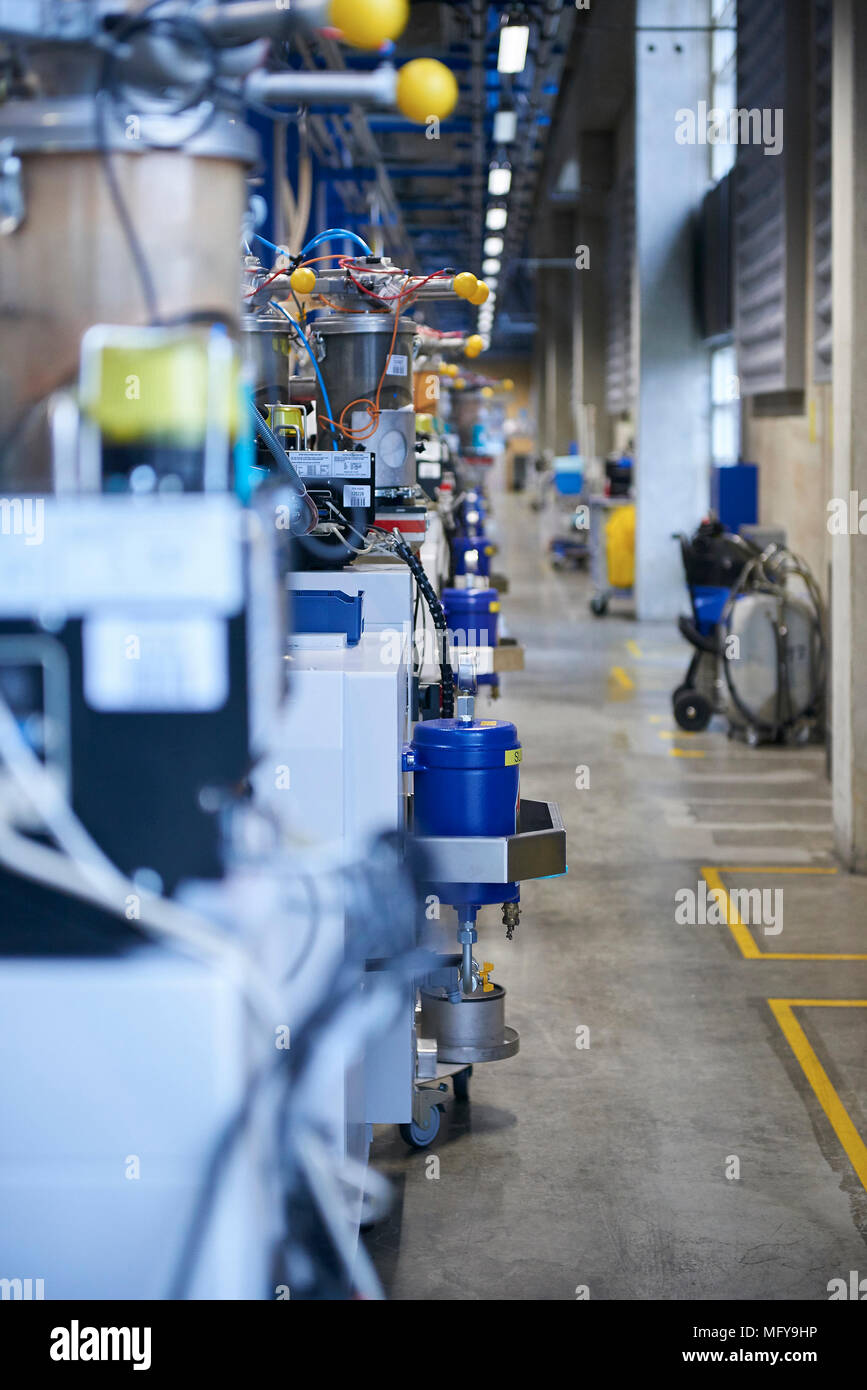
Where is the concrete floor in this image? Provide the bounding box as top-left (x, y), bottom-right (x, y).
top-left (368, 492), bottom-right (867, 1300)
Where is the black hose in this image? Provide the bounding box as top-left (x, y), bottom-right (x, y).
top-left (389, 531), bottom-right (454, 717)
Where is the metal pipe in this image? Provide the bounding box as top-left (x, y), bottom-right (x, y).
top-left (245, 65), bottom-right (397, 111)
top-left (195, 0), bottom-right (331, 44)
top-left (461, 939), bottom-right (474, 994)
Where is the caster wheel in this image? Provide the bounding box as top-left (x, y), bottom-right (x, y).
top-left (453, 1066), bottom-right (473, 1102)
top-left (671, 683), bottom-right (690, 707)
top-left (590, 595), bottom-right (608, 616)
top-left (673, 689), bottom-right (712, 731)
top-left (399, 1106), bottom-right (442, 1149)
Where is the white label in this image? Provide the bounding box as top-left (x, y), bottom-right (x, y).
top-left (83, 614), bottom-right (229, 712)
top-left (418, 462), bottom-right (441, 479)
top-left (386, 354), bottom-right (408, 377)
top-left (287, 451), bottom-right (372, 480)
top-left (0, 497), bottom-right (243, 617)
top-left (343, 485), bottom-right (371, 509)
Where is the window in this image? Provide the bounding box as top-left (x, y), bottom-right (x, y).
top-left (711, 345), bottom-right (740, 464)
top-left (710, 0), bottom-right (737, 184)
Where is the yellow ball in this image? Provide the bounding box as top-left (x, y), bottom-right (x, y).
top-left (481, 386), bottom-right (494, 398)
top-left (329, 0), bottom-right (408, 49)
top-left (465, 334), bottom-right (484, 358)
top-left (290, 266), bottom-right (317, 295)
top-left (469, 280), bottom-right (490, 306)
top-left (453, 271), bottom-right (479, 301)
top-left (444, 362), bottom-right (459, 377)
top-left (396, 58), bottom-right (459, 124)
top-left (454, 378), bottom-right (466, 390)
top-left (502, 378), bottom-right (515, 391)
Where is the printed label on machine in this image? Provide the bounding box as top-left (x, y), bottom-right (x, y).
top-left (342, 485), bottom-right (371, 509)
top-left (386, 354), bottom-right (408, 376)
top-left (82, 614), bottom-right (229, 712)
top-left (418, 462), bottom-right (441, 479)
top-left (287, 451), bottom-right (372, 480)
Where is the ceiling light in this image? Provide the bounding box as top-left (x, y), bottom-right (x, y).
top-left (497, 22), bottom-right (529, 75)
top-left (488, 164), bottom-right (512, 197)
top-left (484, 235), bottom-right (504, 257)
top-left (493, 108), bottom-right (518, 144)
top-left (486, 206), bottom-right (508, 232)
top-left (482, 258), bottom-right (501, 276)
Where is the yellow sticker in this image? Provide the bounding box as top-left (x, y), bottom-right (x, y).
top-left (505, 748), bottom-right (522, 766)
top-left (480, 720), bottom-right (497, 726)
top-left (489, 601), bottom-right (501, 612)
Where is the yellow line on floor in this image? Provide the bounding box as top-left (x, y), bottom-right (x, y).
top-left (701, 866), bottom-right (867, 960)
top-left (659, 729), bottom-right (697, 739)
top-left (769, 999), bottom-right (867, 1192)
top-left (610, 666), bottom-right (634, 691)
top-left (713, 866), bottom-right (839, 875)
top-left (626, 639), bottom-right (642, 658)
top-left (669, 747), bottom-right (706, 758)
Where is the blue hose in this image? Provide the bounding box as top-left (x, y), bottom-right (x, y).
top-left (269, 301), bottom-right (337, 451)
top-left (301, 228), bottom-right (372, 258)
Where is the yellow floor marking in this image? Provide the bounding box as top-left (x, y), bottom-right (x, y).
top-left (610, 666), bottom-right (634, 691)
top-left (701, 866), bottom-right (866, 960)
top-left (659, 729), bottom-right (697, 739)
top-left (626, 639), bottom-right (642, 658)
top-left (769, 999), bottom-right (867, 1192)
top-left (669, 747), bottom-right (705, 758)
top-left (648, 714), bottom-right (665, 724)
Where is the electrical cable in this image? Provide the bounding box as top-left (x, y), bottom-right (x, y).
top-left (388, 530), bottom-right (454, 717)
top-left (301, 228), bottom-right (372, 257)
top-left (0, 692), bottom-right (282, 1027)
top-left (267, 301), bottom-right (337, 450)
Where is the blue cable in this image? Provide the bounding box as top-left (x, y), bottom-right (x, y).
top-left (251, 231), bottom-right (284, 257)
top-left (269, 301), bottom-right (338, 450)
top-left (301, 228), bottom-right (372, 258)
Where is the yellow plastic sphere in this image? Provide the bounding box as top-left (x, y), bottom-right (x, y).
top-left (465, 334), bottom-right (484, 358)
top-left (481, 386), bottom-right (494, 398)
top-left (469, 280), bottom-right (490, 306)
top-left (444, 362), bottom-right (459, 377)
top-left (454, 378), bottom-right (466, 390)
top-left (329, 0), bottom-right (408, 49)
top-left (290, 266), bottom-right (317, 295)
top-left (502, 377), bottom-right (515, 391)
top-left (453, 271), bottom-right (479, 301)
top-left (396, 58), bottom-right (459, 124)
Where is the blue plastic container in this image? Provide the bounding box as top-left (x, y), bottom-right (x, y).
top-left (406, 717), bottom-right (521, 906)
top-left (691, 584), bottom-right (729, 637)
top-left (291, 589), bottom-right (364, 645)
top-left (453, 535), bottom-right (494, 577)
top-left (461, 491), bottom-right (486, 536)
top-left (442, 587), bottom-right (500, 687)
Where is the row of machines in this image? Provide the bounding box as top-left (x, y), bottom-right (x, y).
top-left (0, 0), bottom-right (565, 1299)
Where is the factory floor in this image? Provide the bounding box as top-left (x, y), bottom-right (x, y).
top-left (368, 490), bottom-right (867, 1301)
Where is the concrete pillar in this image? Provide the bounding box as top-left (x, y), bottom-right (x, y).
top-left (574, 210), bottom-right (610, 459)
top-left (634, 0), bottom-right (711, 619)
top-left (831, 0), bottom-right (867, 870)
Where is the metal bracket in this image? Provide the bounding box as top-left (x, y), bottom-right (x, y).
top-left (415, 798), bottom-right (567, 886)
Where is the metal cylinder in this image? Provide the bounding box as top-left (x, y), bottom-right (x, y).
top-left (310, 314), bottom-right (418, 489)
top-left (242, 316), bottom-right (296, 404)
top-left (418, 985), bottom-right (519, 1064)
top-left (0, 117), bottom-right (252, 488)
